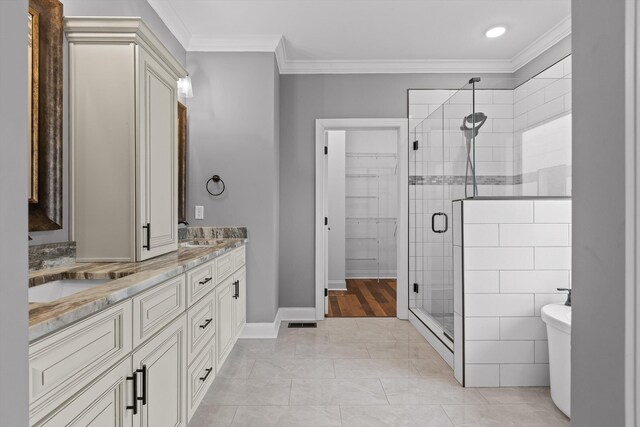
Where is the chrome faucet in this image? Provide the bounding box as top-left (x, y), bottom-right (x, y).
top-left (557, 288), bottom-right (572, 307)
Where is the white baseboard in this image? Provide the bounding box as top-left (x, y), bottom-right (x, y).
top-left (328, 280), bottom-right (347, 291)
top-left (239, 307), bottom-right (316, 339)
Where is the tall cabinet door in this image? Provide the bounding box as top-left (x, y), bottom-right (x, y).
top-left (216, 276), bottom-right (235, 369)
top-left (233, 267), bottom-right (247, 340)
top-left (132, 315), bottom-right (187, 427)
top-left (35, 358), bottom-right (133, 427)
top-left (136, 47), bottom-right (179, 261)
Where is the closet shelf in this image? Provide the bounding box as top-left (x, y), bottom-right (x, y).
top-left (346, 153), bottom-right (397, 158)
top-left (346, 257), bottom-right (377, 261)
top-left (346, 217), bottom-right (397, 222)
top-left (346, 195), bottom-right (378, 199)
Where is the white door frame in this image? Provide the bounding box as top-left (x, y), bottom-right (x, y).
top-left (315, 118), bottom-right (409, 320)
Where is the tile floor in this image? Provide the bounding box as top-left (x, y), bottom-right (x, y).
top-left (189, 318), bottom-right (569, 427)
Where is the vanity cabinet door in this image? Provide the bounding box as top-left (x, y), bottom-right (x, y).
top-left (34, 358), bottom-right (133, 427)
top-left (132, 314), bottom-right (187, 427)
top-left (136, 46), bottom-right (179, 261)
top-left (233, 267), bottom-right (247, 341)
top-left (216, 276), bottom-right (235, 370)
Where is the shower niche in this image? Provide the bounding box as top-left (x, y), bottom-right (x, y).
top-left (407, 56), bottom-right (572, 366)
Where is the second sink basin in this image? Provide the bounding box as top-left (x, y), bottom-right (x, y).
top-left (29, 279), bottom-right (111, 303)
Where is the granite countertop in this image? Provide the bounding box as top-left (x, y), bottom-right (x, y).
top-left (28, 238), bottom-right (246, 342)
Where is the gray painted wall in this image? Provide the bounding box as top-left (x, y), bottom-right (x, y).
top-left (572, 0), bottom-right (626, 425)
top-left (278, 63), bottom-right (569, 308)
top-left (29, 0), bottom-right (187, 246)
top-left (186, 52), bottom-right (280, 323)
top-left (0, 0), bottom-right (29, 423)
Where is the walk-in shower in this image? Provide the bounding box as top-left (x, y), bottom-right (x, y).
top-left (408, 61), bottom-right (573, 349)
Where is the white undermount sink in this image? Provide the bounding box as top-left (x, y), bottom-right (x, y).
top-left (29, 279), bottom-right (111, 303)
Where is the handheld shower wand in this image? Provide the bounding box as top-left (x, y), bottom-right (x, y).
top-left (460, 112), bottom-right (487, 198)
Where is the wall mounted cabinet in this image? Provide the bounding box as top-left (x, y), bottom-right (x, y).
top-left (65, 17), bottom-right (187, 262)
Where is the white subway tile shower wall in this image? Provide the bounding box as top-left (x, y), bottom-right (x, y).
top-left (453, 199), bottom-right (571, 387)
top-left (513, 56), bottom-right (572, 196)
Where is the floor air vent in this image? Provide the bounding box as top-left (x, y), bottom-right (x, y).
top-left (288, 322), bottom-right (317, 328)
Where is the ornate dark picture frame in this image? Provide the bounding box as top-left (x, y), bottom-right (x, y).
top-left (178, 102), bottom-right (188, 224)
top-left (28, 0), bottom-right (63, 231)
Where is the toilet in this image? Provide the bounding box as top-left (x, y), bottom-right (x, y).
top-left (541, 303), bottom-right (572, 418)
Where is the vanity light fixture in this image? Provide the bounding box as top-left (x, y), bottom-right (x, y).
top-left (485, 26), bottom-right (506, 38)
top-left (178, 75), bottom-right (193, 98)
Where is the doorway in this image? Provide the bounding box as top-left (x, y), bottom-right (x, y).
top-left (315, 119), bottom-right (409, 320)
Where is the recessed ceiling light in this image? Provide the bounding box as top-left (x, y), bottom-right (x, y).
top-left (485, 26), bottom-right (506, 38)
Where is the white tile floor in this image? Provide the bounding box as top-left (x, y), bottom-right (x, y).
top-left (189, 318), bottom-right (569, 427)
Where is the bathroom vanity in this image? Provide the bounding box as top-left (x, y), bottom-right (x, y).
top-left (25, 15), bottom-right (249, 427)
top-left (27, 240), bottom-right (246, 426)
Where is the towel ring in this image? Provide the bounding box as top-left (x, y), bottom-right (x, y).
top-left (206, 175), bottom-right (226, 196)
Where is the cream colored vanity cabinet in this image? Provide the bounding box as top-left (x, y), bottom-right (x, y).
top-left (29, 246), bottom-right (246, 426)
top-left (233, 266), bottom-right (247, 340)
top-left (215, 275), bottom-right (236, 369)
top-left (65, 17), bottom-right (187, 262)
top-left (132, 314), bottom-right (188, 427)
top-left (215, 246), bottom-right (247, 368)
top-left (34, 358), bottom-right (134, 427)
top-left (29, 301), bottom-right (133, 426)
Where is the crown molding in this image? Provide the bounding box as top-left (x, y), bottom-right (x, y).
top-left (145, 0), bottom-right (570, 74)
top-left (146, 0), bottom-right (192, 49)
top-left (277, 59), bottom-right (515, 74)
top-left (511, 15), bottom-right (572, 71)
top-left (64, 16), bottom-right (187, 78)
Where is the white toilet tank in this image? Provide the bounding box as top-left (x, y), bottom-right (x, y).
top-left (541, 303), bottom-right (571, 418)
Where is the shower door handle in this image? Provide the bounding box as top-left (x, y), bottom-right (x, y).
top-left (431, 212), bottom-right (448, 234)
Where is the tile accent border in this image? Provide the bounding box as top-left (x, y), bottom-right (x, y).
top-left (409, 175), bottom-right (522, 186)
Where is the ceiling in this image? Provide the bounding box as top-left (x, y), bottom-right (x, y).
top-left (147, 0), bottom-right (571, 74)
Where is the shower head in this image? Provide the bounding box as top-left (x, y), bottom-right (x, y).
top-left (460, 112), bottom-right (488, 139)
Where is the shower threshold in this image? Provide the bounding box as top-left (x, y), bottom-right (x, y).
top-left (410, 307), bottom-right (454, 351)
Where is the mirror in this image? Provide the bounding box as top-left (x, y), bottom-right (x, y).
top-left (28, 8), bottom-right (39, 203)
top-left (178, 102), bottom-right (187, 223)
top-left (28, 0), bottom-right (63, 231)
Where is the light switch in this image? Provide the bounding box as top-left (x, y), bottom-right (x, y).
top-left (195, 205), bottom-right (204, 220)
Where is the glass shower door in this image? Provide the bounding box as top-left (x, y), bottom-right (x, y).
top-left (409, 88), bottom-right (472, 344)
top-left (409, 102), bottom-right (451, 340)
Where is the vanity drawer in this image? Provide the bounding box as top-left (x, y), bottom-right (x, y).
top-left (187, 290), bottom-right (216, 364)
top-left (133, 274), bottom-right (186, 347)
top-left (187, 337), bottom-right (216, 422)
top-left (215, 251), bottom-right (234, 283)
top-left (186, 259), bottom-right (215, 306)
top-left (29, 301), bottom-right (133, 425)
top-left (232, 246), bottom-right (246, 270)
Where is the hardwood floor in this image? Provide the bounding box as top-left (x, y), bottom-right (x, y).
top-left (327, 279), bottom-right (396, 317)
